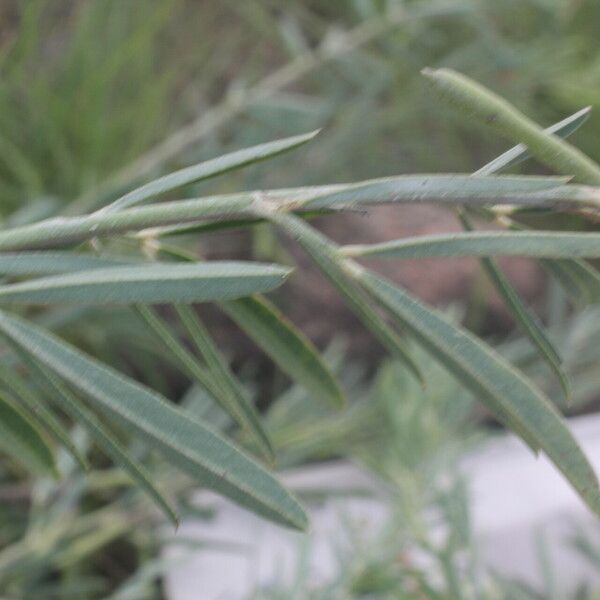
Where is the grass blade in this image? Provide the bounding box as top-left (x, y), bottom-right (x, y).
top-left (101, 129), bottom-right (320, 213)
top-left (0, 262), bottom-right (291, 305)
top-left (0, 388), bottom-right (57, 478)
top-left (136, 304), bottom-right (274, 463)
top-left (0, 310), bottom-right (307, 530)
top-left (221, 295), bottom-right (344, 408)
top-left (343, 231), bottom-right (600, 259)
top-left (356, 267), bottom-right (600, 516)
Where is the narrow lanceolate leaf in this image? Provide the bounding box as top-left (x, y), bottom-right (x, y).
top-left (356, 268), bottom-right (600, 516)
top-left (456, 214), bottom-right (570, 402)
top-left (221, 295), bottom-right (344, 408)
top-left (267, 212), bottom-right (423, 384)
top-left (0, 389), bottom-right (57, 477)
top-left (101, 129), bottom-right (320, 213)
top-left (0, 310), bottom-right (307, 530)
top-left (477, 254), bottom-right (570, 401)
top-left (19, 354), bottom-right (178, 526)
top-left (343, 231), bottom-right (600, 260)
top-left (474, 107), bottom-right (591, 176)
top-left (0, 262), bottom-right (291, 305)
top-left (422, 68), bottom-right (600, 185)
top-left (136, 305), bottom-right (274, 463)
top-left (0, 252), bottom-right (131, 276)
top-left (0, 363), bottom-right (88, 469)
top-left (298, 174), bottom-right (570, 210)
top-left (174, 304), bottom-right (274, 461)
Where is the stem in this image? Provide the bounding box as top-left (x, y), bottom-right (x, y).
top-left (0, 195), bottom-right (252, 251)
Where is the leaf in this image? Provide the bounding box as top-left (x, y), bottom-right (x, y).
top-left (18, 352), bottom-right (179, 526)
top-left (136, 304), bottom-right (274, 463)
top-left (0, 262), bottom-right (291, 305)
top-left (474, 106), bottom-right (591, 176)
top-left (268, 212), bottom-right (423, 384)
top-left (0, 363), bottom-right (89, 469)
top-left (356, 268), bottom-right (600, 516)
top-left (174, 304), bottom-right (275, 460)
top-left (479, 255), bottom-right (570, 401)
top-left (298, 174), bottom-right (569, 210)
top-left (422, 68), bottom-right (600, 185)
top-left (221, 295), bottom-right (344, 407)
top-left (101, 129), bottom-right (320, 213)
top-left (0, 310), bottom-right (307, 530)
top-left (343, 231), bottom-right (600, 259)
top-left (0, 388), bottom-right (57, 477)
top-left (0, 252), bottom-right (131, 276)
top-left (457, 214), bottom-right (569, 401)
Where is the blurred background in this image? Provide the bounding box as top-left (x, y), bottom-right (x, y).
top-left (1, 1), bottom-right (600, 598)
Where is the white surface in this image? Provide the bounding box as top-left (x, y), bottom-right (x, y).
top-left (164, 415), bottom-right (600, 599)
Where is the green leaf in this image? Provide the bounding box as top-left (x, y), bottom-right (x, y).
top-left (19, 353), bottom-right (179, 527)
top-left (221, 295), bottom-right (344, 408)
top-left (343, 231), bottom-right (600, 259)
top-left (136, 304), bottom-right (274, 463)
top-left (0, 262), bottom-right (291, 305)
top-left (478, 255), bottom-right (570, 401)
top-left (422, 68), bottom-right (600, 185)
top-left (474, 106), bottom-right (591, 176)
top-left (268, 212), bottom-right (423, 384)
top-left (456, 214), bottom-right (569, 401)
top-left (0, 252), bottom-right (131, 276)
top-left (0, 363), bottom-right (89, 470)
top-left (0, 310), bottom-right (307, 530)
top-left (101, 129), bottom-right (320, 213)
top-left (356, 268), bottom-right (600, 516)
top-left (174, 304), bottom-right (274, 460)
top-left (298, 174), bottom-right (569, 210)
top-left (0, 388), bottom-right (57, 477)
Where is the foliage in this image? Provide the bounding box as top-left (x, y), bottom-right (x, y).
top-left (0, 68), bottom-right (599, 531)
top-left (1, 1), bottom-right (600, 597)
